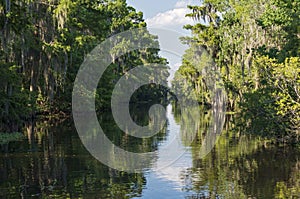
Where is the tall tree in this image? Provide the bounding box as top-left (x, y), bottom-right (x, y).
top-left (175, 0), bottom-right (300, 141)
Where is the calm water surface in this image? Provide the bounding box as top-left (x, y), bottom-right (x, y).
top-left (0, 104), bottom-right (299, 198)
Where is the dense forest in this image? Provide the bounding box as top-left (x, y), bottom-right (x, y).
top-left (0, 0), bottom-right (168, 133)
top-left (174, 0), bottom-right (299, 143)
top-left (0, 0), bottom-right (299, 141)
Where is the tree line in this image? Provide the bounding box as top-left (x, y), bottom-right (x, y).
top-left (173, 0), bottom-right (299, 142)
top-left (0, 0), bottom-right (168, 133)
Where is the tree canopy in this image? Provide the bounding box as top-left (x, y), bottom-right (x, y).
top-left (173, 0), bottom-right (300, 142)
top-left (0, 0), bottom-right (169, 133)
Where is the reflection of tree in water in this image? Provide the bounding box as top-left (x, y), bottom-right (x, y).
top-left (98, 104), bottom-right (167, 154)
top-left (1, 103), bottom-right (299, 198)
top-left (0, 104), bottom-right (168, 198)
top-left (174, 112), bottom-right (300, 199)
top-left (274, 161), bottom-right (300, 199)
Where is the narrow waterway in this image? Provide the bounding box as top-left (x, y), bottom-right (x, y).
top-left (0, 104), bottom-right (299, 198)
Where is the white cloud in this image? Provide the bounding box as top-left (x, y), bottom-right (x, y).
top-left (146, 7), bottom-right (194, 28)
top-left (174, 0), bottom-right (188, 8)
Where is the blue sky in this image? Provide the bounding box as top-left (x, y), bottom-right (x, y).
top-left (127, 0), bottom-right (179, 19)
top-left (127, 0), bottom-right (199, 30)
top-left (126, 0), bottom-right (199, 83)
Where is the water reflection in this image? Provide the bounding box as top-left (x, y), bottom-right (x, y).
top-left (0, 104), bottom-right (299, 198)
top-left (0, 118), bottom-right (147, 198)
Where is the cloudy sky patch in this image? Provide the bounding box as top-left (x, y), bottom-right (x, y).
top-left (145, 0), bottom-right (198, 28)
top-left (145, 8), bottom-right (194, 28)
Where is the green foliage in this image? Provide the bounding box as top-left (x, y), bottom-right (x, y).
top-left (175, 0), bottom-right (300, 142)
top-left (0, 132), bottom-right (24, 144)
top-left (241, 56), bottom-right (300, 141)
top-left (0, 0), bottom-right (168, 131)
top-left (0, 63), bottom-right (32, 132)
